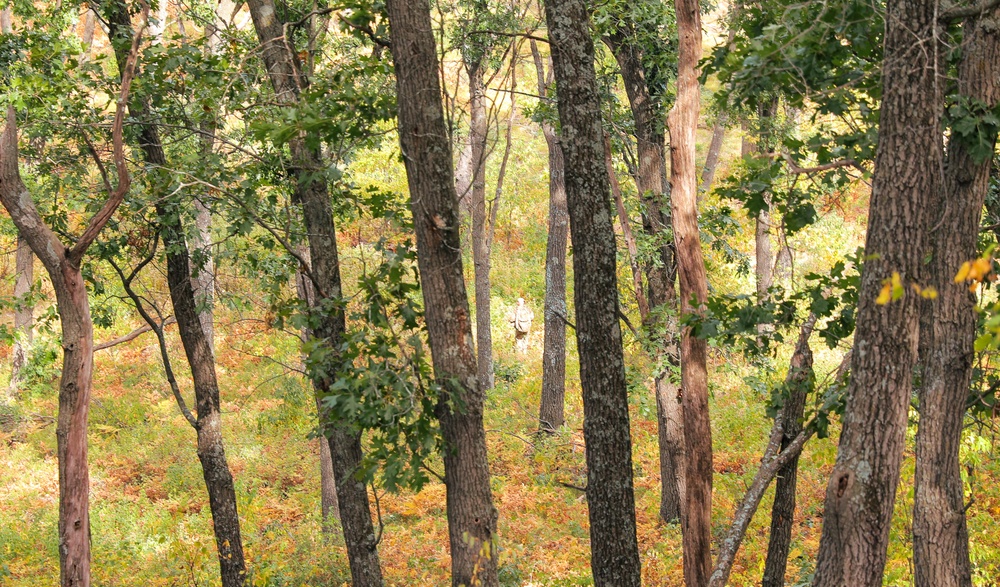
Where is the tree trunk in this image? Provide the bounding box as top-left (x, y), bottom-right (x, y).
top-left (467, 61), bottom-right (494, 391)
top-left (606, 133), bottom-right (649, 318)
top-left (8, 234), bottom-right (33, 398)
top-left (530, 42), bottom-right (569, 434)
top-left (1, 7), bottom-right (11, 32)
top-left (605, 30), bottom-right (685, 525)
top-left (668, 0), bottom-right (712, 584)
top-left (812, 1), bottom-right (943, 584)
top-left (761, 319), bottom-right (816, 587)
top-left (710, 317), bottom-right (818, 587)
top-left (700, 115), bottom-right (727, 194)
top-left (385, 2), bottom-right (499, 585)
top-left (544, 1), bottom-right (642, 584)
top-left (245, 2), bottom-right (384, 583)
top-left (913, 8), bottom-right (1000, 587)
top-left (105, 7), bottom-right (248, 582)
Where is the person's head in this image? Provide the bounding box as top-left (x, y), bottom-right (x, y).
top-left (517, 297), bottom-right (525, 306)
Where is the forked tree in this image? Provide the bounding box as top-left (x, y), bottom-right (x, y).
top-left (0, 20), bottom-right (143, 586)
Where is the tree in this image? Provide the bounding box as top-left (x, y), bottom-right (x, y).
top-left (913, 6), bottom-right (1000, 586)
top-left (244, 1), bottom-right (385, 584)
top-left (529, 40), bottom-right (570, 434)
top-left (0, 18), bottom-right (142, 585)
top-left (385, 1), bottom-right (499, 584)
top-left (103, 4), bottom-right (247, 584)
top-left (543, 0), bottom-right (642, 583)
top-left (812, 0), bottom-right (943, 583)
top-left (602, 6), bottom-right (686, 523)
top-left (667, 0), bottom-right (713, 583)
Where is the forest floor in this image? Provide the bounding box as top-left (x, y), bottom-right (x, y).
top-left (1, 311), bottom-right (999, 586)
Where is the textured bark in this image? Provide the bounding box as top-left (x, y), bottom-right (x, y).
top-left (812, 1), bottom-right (943, 584)
top-left (295, 250), bottom-right (342, 530)
top-left (913, 8), bottom-right (1000, 587)
top-left (668, 0), bottom-right (712, 584)
top-left (385, 2), bottom-right (499, 585)
top-left (605, 29), bottom-right (685, 525)
top-left (245, 2), bottom-right (384, 584)
top-left (8, 234), bottom-right (33, 397)
top-left (544, 1), bottom-right (642, 584)
top-left (530, 42), bottom-right (570, 434)
top-left (467, 61), bottom-right (494, 391)
top-left (106, 6), bottom-right (248, 583)
top-left (761, 319), bottom-right (817, 587)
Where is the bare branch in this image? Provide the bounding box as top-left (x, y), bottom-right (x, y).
top-left (94, 317), bottom-right (177, 351)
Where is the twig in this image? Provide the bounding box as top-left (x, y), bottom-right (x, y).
top-left (94, 317), bottom-right (176, 351)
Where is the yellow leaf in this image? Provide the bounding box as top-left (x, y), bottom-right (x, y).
top-left (876, 282), bottom-right (892, 305)
top-left (920, 286), bottom-right (938, 299)
top-left (956, 261), bottom-right (972, 283)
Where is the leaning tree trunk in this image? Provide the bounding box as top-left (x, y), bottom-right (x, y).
top-left (605, 29), bottom-right (685, 525)
top-left (245, 1), bottom-right (384, 583)
top-left (668, 0), bottom-right (713, 584)
top-left (529, 41), bottom-right (570, 434)
top-left (106, 6), bottom-right (247, 583)
top-left (544, 1), bottom-right (642, 584)
top-left (812, 1), bottom-right (943, 585)
top-left (913, 8), bottom-right (1000, 587)
top-left (761, 319), bottom-right (816, 587)
top-left (467, 59), bottom-right (494, 391)
top-left (8, 234), bottom-right (33, 398)
top-left (385, 2), bottom-right (499, 585)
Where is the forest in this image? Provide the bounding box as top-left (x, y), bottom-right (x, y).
top-left (1, 0), bottom-right (999, 585)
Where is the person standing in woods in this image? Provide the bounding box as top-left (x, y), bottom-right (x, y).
top-left (509, 297), bottom-right (534, 353)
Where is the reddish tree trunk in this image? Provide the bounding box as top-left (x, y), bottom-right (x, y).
top-left (668, 0), bottom-right (713, 584)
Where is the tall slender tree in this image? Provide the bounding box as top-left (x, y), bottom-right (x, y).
top-left (244, 1), bottom-right (384, 584)
top-left (913, 6), bottom-right (1000, 587)
top-left (812, 0), bottom-right (943, 584)
top-left (529, 40), bottom-right (570, 433)
top-left (385, 1), bottom-right (499, 584)
top-left (0, 16), bottom-right (142, 584)
top-left (543, 0), bottom-right (642, 583)
top-left (668, 0), bottom-right (713, 583)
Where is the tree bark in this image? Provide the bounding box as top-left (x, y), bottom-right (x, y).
top-left (244, 2), bottom-right (384, 584)
top-left (700, 115), bottom-right (727, 194)
top-left (385, 2), bottom-right (499, 585)
top-left (467, 60), bottom-right (495, 391)
top-left (105, 6), bottom-right (248, 584)
top-left (913, 8), bottom-right (1000, 587)
top-left (530, 41), bottom-right (569, 434)
top-left (761, 318), bottom-right (817, 587)
top-left (812, 1), bottom-right (943, 584)
top-left (668, 0), bottom-right (712, 584)
top-left (606, 133), bottom-right (649, 318)
top-left (544, 1), bottom-right (642, 584)
top-left (0, 21), bottom-right (139, 578)
top-left (8, 234), bottom-right (33, 398)
top-left (605, 29), bottom-right (685, 525)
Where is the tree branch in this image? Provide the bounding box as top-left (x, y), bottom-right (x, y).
top-left (939, 0), bottom-right (1000, 21)
top-left (67, 1), bottom-right (150, 266)
top-left (94, 317), bottom-right (177, 351)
